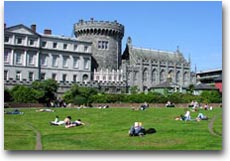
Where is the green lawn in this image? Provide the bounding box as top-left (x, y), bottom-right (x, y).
top-left (4, 107), bottom-right (222, 150)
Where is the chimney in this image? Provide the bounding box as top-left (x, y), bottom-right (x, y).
top-left (44, 29), bottom-right (52, 35)
top-left (31, 24), bottom-right (36, 32)
top-left (4, 23), bottom-right (6, 28)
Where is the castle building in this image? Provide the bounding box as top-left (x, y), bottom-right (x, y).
top-left (122, 37), bottom-right (191, 92)
top-left (4, 19), bottom-right (193, 94)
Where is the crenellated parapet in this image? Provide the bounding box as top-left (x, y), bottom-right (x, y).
top-left (74, 19), bottom-right (124, 38)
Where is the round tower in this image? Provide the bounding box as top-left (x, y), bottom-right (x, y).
top-left (74, 18), bottom-right (124, 70)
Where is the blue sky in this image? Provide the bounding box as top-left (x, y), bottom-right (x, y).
top-left (4, 1), bottom-right (222, 72)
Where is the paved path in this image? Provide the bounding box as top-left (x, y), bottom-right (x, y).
top-left (208, 115), bottom-right (221, 136)
top-left (27, 124), bottom-right (42, 150)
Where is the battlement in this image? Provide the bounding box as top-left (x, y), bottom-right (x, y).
top-left (74, 19), bottom-right (124, 37)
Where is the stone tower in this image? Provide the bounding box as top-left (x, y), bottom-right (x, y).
top-left (74, 18), bottom-right (124, 70)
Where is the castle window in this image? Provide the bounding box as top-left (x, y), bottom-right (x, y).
top-left (4, 70), bottom-right (8, 80)
top-left (5, 36), bottom-right (9, 43)
top-left (98, 41), bottom-right (109, 49)
top-left (28, 52), bottom-right (36, 66)
top-left (52, 55), bottom-right (58, 67)
top-left (63, 56), bottom-right (68, 68)
top-left (52, 73), bottom-right (57, 80)
top-left (84, 58), bottom-right (90, 70)
top-left (15, 51), bottom-right (23, 65)
top-left (29, 39), bottom-right (35, 46)
top-left (42, 41), bottom-right (47, 47)
top-left (16, 37), bottom-right (23, 45)
top-left (74, 44), bottom-right (78, 51)
top-left (73, 75), bottom-right (77, 82)
top-left (40, 54), bottom-right (48, 66)
top-left (63, 44), bottom-right (67, 49)
top-left (16, 71), bottom-right (21, 81)
top-left (62, 74), bottom-right (67, 82)
top-left (53, 42), bottom-right (57, 48)
top-left (4, 49), bottom-right (11, 64)
top-left (143, 69), bottom-right (148, 82)
top-left (41, 73), bottom-right (46, 80)
top-left (73, 57), bottom-right (80, 68)
top-left (28, 72), bottom-right (34, 81)
top-left (84, 46), bottom-right (88, 52)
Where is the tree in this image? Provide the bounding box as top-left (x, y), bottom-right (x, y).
top-left (187, 84), bottom-right (195, 94)
top-left (31, 79), bottom-right (58, 104)
top-left (4, 88), bottom-right (13, 102)
top-left (129, 86), bottom-right (139, 94)
top-left (63, 84), bottom-right (98, 106)
top-left (199, 90), bottom-right (222, 103)
top-left (10, 85), bottom-right (43, 103)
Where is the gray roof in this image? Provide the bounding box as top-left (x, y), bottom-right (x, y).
top-left (129, 46), bottom-right (188, 63)
top-left (194, 83), bottom-right (216, 90)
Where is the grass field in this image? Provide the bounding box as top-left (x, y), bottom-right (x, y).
top-left (4, 107), bottom-right (222, 150)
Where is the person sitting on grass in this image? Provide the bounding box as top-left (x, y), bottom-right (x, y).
top-left (65, 119), bottom-right (85, 128)
top-left (139, 102), bottom-right (149, 110)
top-left (128, 122), bottom-right (146, 136)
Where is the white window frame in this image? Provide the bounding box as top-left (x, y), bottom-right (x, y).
top-left (4, 70), bottom-right (8, 80)
top-left (28, 52), bottom-right (36, 66)
top-left (52, 55), bottom-right (58, 67)
top-left (63, 56), bottom-right (68, 68)
top-left (16, 71), bottom-right (21, 81)
top-left (16, 37), bottom-right (23, 45)
top-left (84, 58), bottom-right (90, 70)
top-left (4, 49), bottom-right (11, 64)
top-left (41, 54), bottom-right (48, 66)
top-left (73, 57), bottom-right (80, 69)
top-left (15, 51), bottom-right (23, 65)
top-left (28, 72), bottom-right (34, 81)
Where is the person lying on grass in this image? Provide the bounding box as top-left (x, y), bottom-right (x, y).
top-left (196, 113), bottom-right (208, 121)
top-left (65, 119), bottom-right (85, 128)
top-left (50, 116), bottom-right (72, 126)
top-left (5, 109), bottom-right (24, 115)
top-left (36, 108), bottom-right (54, 112)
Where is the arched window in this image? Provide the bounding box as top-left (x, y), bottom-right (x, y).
top-left (134, 72), bottom-right (138, 82)
top-left (183, 72), bottom-right (189, 85)
top-left (168, 70), bottom-right (174, 82)
top-left (152, 69), bottom-right (157, 83)
top-left (160, 69), bottom-right (165, 82)
top-left (176, 71), bottom-right (180, 83)
top-left (143, 68), bottom-right (148, 82)
top-left (83, 74), bottom-right (89, 81)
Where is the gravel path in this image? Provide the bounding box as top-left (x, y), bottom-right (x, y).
top-left (27, 124), bottom-right (42, 150)
top-left (208, 115), bottom-right (221, 136)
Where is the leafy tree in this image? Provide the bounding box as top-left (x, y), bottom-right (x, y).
top-left (31, 79), bottom-right (58, 104)
top-left (11, 85), bottom-right (43, 103)
top-left (63, 84), bottom-right (97, 106)
top-left (199, 90), bottom-right (222, 103)
top-left (4, 88), bottom-right (13, 102)
top-left (187, 84), bottom-right (195, 94)
top-left (129, 86), bottom-right (139, 94)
